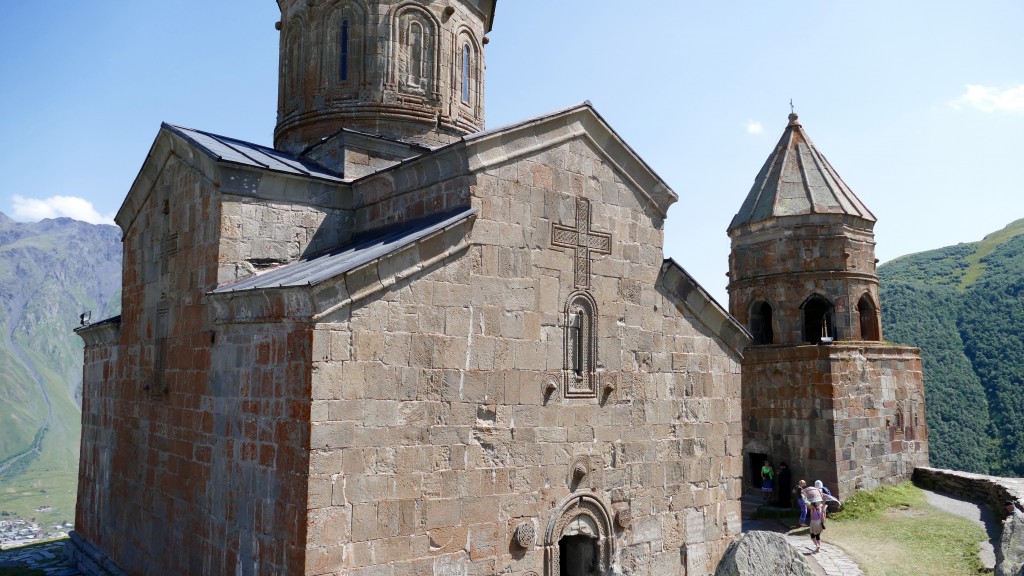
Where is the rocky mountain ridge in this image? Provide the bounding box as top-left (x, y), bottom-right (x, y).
top-left (0, 213), bottom-right (121, 520)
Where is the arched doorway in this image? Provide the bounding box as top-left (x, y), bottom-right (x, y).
top-left (857, 294), bottom-right (880, 341)
top-left (801, 295), bottom-right (835, 344)
top-left (544, 494), bottom-right (613, 576)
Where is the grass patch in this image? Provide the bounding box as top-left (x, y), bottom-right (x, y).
top-left (822, 482), bottom-right (989, 576)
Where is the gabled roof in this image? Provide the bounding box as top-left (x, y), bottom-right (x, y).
top-left (354, 102), bottom-right (678, 218)
top-left (660, 259), bottom-right (750, 357)
top-left (729, 114), bottom-right (875, 231)
top-left (212, 207), bottom-right (476, 293)
top-left (164, 124), bottom-right (343, 182)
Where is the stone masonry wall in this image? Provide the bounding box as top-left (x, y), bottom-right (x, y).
top-left (76, 151), bottom-right (315, 575)
top-left (829, 345), bottom-right (928, 495)
top-left (913, 467), bottom-right (1024, 517)
top-left (303, 138), bottom-right (744, 576)
top-left (742, 344), bottom-right (928, 499)
top-left (215, 167), bottom-right (351, 285)
top-left (741, 346), bottom-right (839, 491)
top-left (76, 153), bottom-right (223, 574)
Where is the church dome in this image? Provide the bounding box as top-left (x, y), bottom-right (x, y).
top-left (728, 113), bottom-right (875, 233)
top-left (274, 0), bottom-right (497, 153)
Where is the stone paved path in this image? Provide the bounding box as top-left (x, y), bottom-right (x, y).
top-left (0, 538), bottom-right (81, 575)
top-left (783, 529), bottom-right (864, 576)
top-left (741, 492), bottom-right (865, 576)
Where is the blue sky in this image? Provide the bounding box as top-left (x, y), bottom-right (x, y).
top-left (2, 1), bottom-right (1021, 303)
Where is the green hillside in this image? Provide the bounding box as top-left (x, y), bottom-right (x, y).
top-left (0, 214), bottom-right (121, 521)
top-left (880, 218), bottom-right (1024, 475)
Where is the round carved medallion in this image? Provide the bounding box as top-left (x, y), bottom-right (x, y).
top-left (514, 521), bottom-right (535, 548)
top-left (542, 374), bottom-right (559, 397)
top-left (615, 508), bottom-right (632, 529)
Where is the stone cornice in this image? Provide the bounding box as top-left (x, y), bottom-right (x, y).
top-left (74, 316), bottom-right (121, 348)
top-left (660, 259), bottom-right (750, 357)
top-left (728, 269), bottom-right (879, 291)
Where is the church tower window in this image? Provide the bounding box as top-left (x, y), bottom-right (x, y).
top-left (461, 44), bottom-right (471, 103)
top-left (339, 19), bottom-right (350, 81)
top-left (801, 294), bottom-right (835, 344)
top-left (857, 294), bottom-right (880, 341)
top-left (322, 2), bottom-right (365, 98)
top-left (749, 301), bottom-right (774, 345)
top-left (564, 292), bottom-right (598, 398)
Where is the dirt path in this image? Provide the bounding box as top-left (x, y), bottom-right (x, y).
top-left (920, 487), bottom-right (998, 570)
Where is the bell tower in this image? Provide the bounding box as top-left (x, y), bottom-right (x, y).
top-left (728, 113), bottom-right (928, 497)
top-left (727, 112), bottom-right (881, 344)
top-left (274, 0), bottom-right (496, 154)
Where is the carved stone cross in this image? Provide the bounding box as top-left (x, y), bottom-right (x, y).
top-left (551, 198), bottom-right (612, 289)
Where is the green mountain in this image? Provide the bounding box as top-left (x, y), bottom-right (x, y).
top-left (0, 213), bottom-right (121, 520)
top-left (879, 218), bottom-right (1024, 476)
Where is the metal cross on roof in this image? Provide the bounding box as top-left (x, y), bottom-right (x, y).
top-left (551, 198), bottom-right (612, 289)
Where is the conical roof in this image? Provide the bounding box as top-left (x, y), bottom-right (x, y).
top-left (729, 114), bottom-right (875, 231)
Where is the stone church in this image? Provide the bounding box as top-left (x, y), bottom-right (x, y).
top-left (69, 2), bottom-right (928, 575)
top-left (69, 1), bottom-right (750, 575)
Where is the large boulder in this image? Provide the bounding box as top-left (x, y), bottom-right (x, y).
top-left (714, 531), bottom-right (816, 576)
top-left (997, 515), bottom-right (1024, 576)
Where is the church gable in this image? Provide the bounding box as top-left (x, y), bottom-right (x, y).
top-left (301, 107), bottom-right (743, 575)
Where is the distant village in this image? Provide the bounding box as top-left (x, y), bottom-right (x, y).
top-left (0, 512), bottom-right (72, 549)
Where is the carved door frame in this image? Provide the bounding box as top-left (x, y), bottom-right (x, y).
top-left (543, 492), bottom-right (613, 576)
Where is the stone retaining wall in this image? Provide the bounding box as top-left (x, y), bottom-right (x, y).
top-left (912, 467), bottom-right (1024, 515)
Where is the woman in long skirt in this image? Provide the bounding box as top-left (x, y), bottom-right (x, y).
top-left (808, 502), bottom-right (825, 552)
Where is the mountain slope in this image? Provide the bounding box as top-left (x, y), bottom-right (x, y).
top-left (0, 214), bottom-right (121, 520)
top-left (880, 218), bottom-right (1024, 475)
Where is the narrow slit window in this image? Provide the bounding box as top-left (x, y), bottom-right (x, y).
top-left (461, 44), bottom-right (471, 103)
top-left (564, 293), bottom-right (598, 398)
top-left (571, 310), bottom-right (584, 378)
top-left (340, 19), bottom-right (349, 81)
top-left (410, 22), bottom-right (423, 85)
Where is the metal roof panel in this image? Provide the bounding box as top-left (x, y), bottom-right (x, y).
top-left (212, 207), bottom-right (476, 294)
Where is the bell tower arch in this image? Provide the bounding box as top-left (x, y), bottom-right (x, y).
top-left (274, 0), bottom-right (496, 153)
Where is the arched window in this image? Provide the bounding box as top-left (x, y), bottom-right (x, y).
top-left (564, 292), bottom-right (598, 398)
top-left (749, 301), bottom-right (774, 345)
top-left (339, 19), bottom-right (349, 81)
top-left (461, 43), bottom-right (471, 103)
top-left (323, 2), bottom-right (365, 97)
top-left (409, 21), bottom-right (424, 85)
top-left (801, 295), bottom-right (835, 344)
top-left (857, 294), bottom-right (880, 341)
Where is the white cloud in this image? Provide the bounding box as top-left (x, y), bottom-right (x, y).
top-left (11, 195), bottom-right (115, 225)
top-left (745, 120), bottom-right (764, 135)
top-left (951, 84), bottom-right (1024, 113)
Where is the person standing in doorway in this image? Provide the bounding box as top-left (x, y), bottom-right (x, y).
top-left (760, 461), bottom-right (775, 502)
top-left (775, 462), bottom-right (792, 508)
